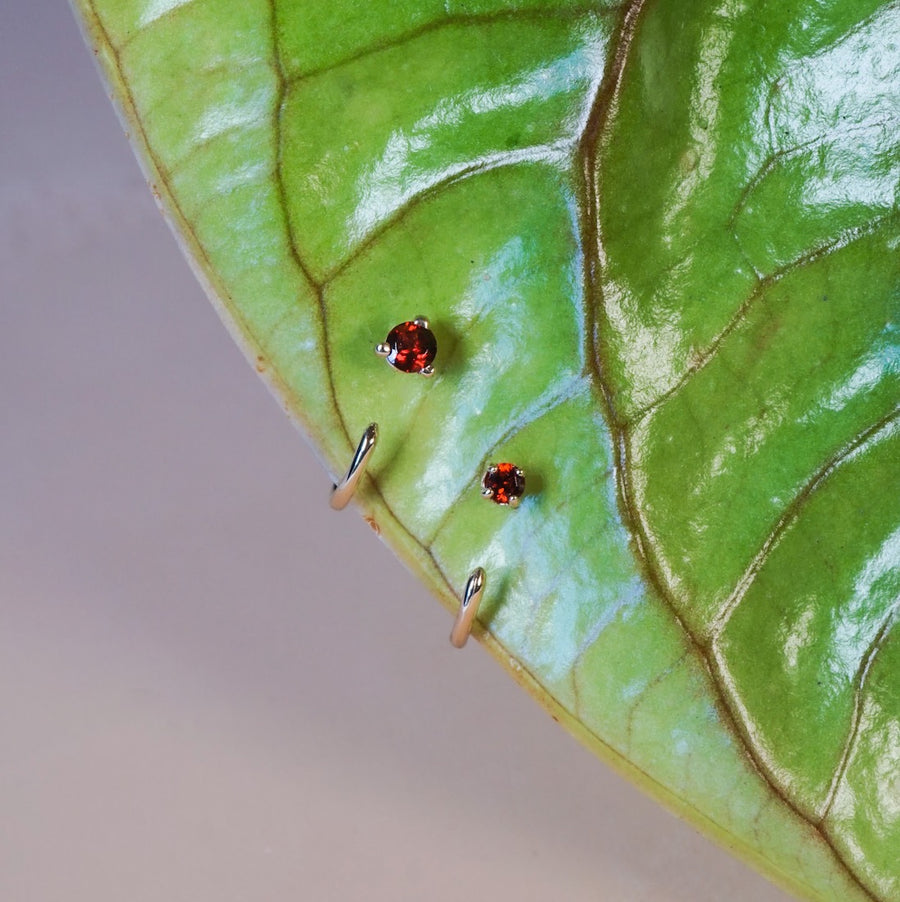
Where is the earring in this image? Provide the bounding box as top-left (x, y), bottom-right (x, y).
top-left (481, 463), bottom-right (525, 507)
top-left (330, 423), bottom-right (378, 510)
top-left (375, 317), bottom-right (436, 376)
top-left (450, 567), bottom-right (486, 648)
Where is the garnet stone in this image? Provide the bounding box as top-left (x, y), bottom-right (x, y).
top-left (377, 319), bottom-right (437, 375)
top-left (482, 463), bottom-right (526, 507)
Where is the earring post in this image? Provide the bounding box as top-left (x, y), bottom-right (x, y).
top-left (450, 567), bottom-right (486, 648)
top-left (330, 423), bottom-right (378, 510)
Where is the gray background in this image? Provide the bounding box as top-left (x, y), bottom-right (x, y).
top-left (0, 4), bottom-right (790, 900)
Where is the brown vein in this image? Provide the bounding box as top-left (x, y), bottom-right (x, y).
top-left (710, 405), bottom-right (900, 639)
top-left (320, 143), bottom-right (572, 288)
top-left (581, 0), bottom-right (882, 897)
top-left (266, 0), bottom-right (473, 609)
top-left (116, 0), bottom-right (207, 52)
top-left (284, 5), bottom-right (624, 88)
top-left (630, 211), bottom-right (897, 429)
top-left (78, 0), bottom-right (312, 462)
top-left (727, 121), bottom-right (895, 242)
top-left (820, 605), bottom-right (900, 824)
top-left (621, 651), bottom-right (690, 753)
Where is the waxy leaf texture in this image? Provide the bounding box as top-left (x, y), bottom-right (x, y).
top-left (72, 0), bottom-right (899, 898)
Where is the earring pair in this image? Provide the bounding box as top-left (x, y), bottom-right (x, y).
top-left (329, 424), bottom-right (487, 648)
top-left (377, 315), bottom-right (527, 508)
top-left (327, 315), bottom-right (527, 647)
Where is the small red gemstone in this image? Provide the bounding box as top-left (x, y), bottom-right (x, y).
top-left (482, 463), bottom-right (525, 506)
top-left (383, 321), bottom-right (437, 374)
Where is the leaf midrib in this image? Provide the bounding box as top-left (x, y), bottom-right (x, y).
top-left (581, 1), bottom-right (885, 898)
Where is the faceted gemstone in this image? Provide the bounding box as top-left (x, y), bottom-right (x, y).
top-left (482, 463), bottom-right (525, 506)
top-left (382, 321), bottom-right (437, 374)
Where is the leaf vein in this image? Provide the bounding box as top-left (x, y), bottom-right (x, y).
top-left (583, 1), bottom-right (886, 895)
top-left (820, 605), bottom-right (900, 823)
top-left (710, 404), bottom-right (900, 639)
top-left (631, 211), bottom-right (898, 427)
top-left (285, 5), bottom-right (624, 88)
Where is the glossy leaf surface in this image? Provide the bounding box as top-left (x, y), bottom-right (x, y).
top-left (72, 0), bottom-right (899, 897)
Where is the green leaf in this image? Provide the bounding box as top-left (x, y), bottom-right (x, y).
top-left (72, 0), bottom-right (899, 897)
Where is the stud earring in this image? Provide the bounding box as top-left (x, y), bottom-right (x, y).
top-left (450, 567), bottom-right (486, 648)
top-left (330, 423), bottom-right (378, 510)
top-left (375, 317), bottom-right (436, 376)
top-left (481, 463), bottom-right (526, 507)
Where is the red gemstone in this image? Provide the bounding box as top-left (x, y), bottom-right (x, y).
top-left (383, 321), bottom-right (437, 374)
top-left (482, 463), bottom-right (525, 506)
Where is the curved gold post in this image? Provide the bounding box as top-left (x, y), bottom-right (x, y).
top-left (330, 423), bottom-right (378, 511)
top-left (450, 567), bottom-right (486, 649)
